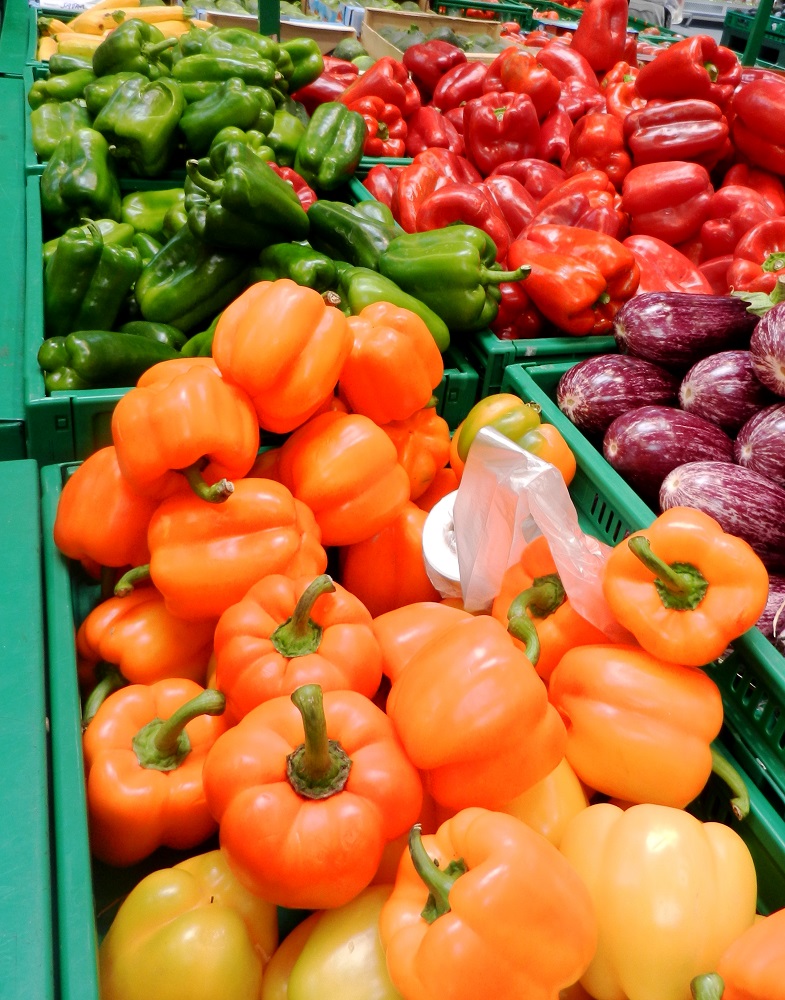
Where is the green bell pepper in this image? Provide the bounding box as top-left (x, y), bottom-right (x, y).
top-left (48, 53), bottom-right (94, 75)
top-left (162, 198), bottom-right (189, 240)
top-left (134, 224), bottom-right (252, 332)
top-left (378, 225), bottom-right (531, 335)
top-left (178, 77), bottom-right (266, 156)
top-left (335, 262), bottom-right (451, 352)
top-left (93, 76), bottom-right (185, 177)
top-left (38, 330), bottom-right (179, 392)
top-left (121, 188), bottom-right (185, 240)
top-left (184, 139), bottom-right (309, 251)
top-left (119, 319), bottom-right (188, 349)
top-left (352, 200), bottom-right (402, 231)
top-left (83, 72), bottom-right (146, 116)
top-left (30, 99), bottom-right (93, 162)
top-left (293, 101), bottom-right (366, 191)
top-left (43, 217), bottom-right (135, 267)
top-left (27, 68), bottom-right (97, 110)
top-left (200, 26), bottom-right (279, 63)
top-left (279, 38), bottom-right (324, 93)
top-left (265, 107), bottom-right (306, 168)
top-left (91, 19), bottom-right (178, 79)
top-left (132, 231), bottom-right (163, 266)
top-left (209, 127), bottom-right (275, 161)
top-left (40, 127), bottom-right (122, 231)
top-left (172, 53), bottom-right (277, 89)
top-left (307, 199), bottom-right (400, 271)
top-left (254, 242), bottom-right (337, 293)
top-left (176, 24), bottom-right (213, 59)
top-left (180, 312), bottom-right (220, 357)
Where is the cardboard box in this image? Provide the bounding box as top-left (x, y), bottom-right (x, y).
top-left (361, 7), bottom-right (512, 61)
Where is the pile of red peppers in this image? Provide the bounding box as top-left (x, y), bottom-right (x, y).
top-left (293, 2), bottom-right (785, 337)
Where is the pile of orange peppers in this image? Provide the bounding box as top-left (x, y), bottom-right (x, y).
top-left (53, 279), bottom-right (782, 1000)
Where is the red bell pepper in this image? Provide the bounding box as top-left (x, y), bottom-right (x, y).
top-left (523, 29), bottom-right (556, 48)
top-left (463, 91), bottom-right (540, 177)
top-left (363, 163), bottom-right (403, 208)
top-left (390, 161), bottom-right (445, 233)
top-left (536, 39), bottom-right (600, 91)
top-left (537, 168), bottom-right (616, 212)
top-left (415, 182), bottom-right (512, 261)
top-left (483, 47), bottom-right (561, 120)
top-left (564, 112), bottom-right (631, 189)
top-left (536, 107), bottom-right (573, 167)
top-left (267, 164), bottom-right (317, 211)
top-left (624, 99), bottom-right (732, 172)
top-left (432, 61), bottom-right (488, 112)
top-left (347, 96), bottom-right (407, 158)
top-left (726, 218), bottom-right (785, 292)
top-left (413, 146), bottom-right (481, 183)
top-left (623, 234), bottom-right (714, 294)
top-left (601, 61), bottom-right (639, 88)
top-left (557, 74), bottom-right (607, 120)
top-left (622, 161), bottom-right (714, 245)
top-left (321, 56), bottom-right (359, 85)
top-left (490, 280), bottom-right (546, 339)
top-left (604, 78), bottom-right (646, 120)
top-left (528, 169), bottom-right (627, 239)
top-left (443, 105), bottom-right (465, 137)
top-left (402, 40), bottom-right (466, 101)
top-left (404, 106), bottom-right (463, 157)
top-left (338, 57), bottom-right (421, 120)
top-left (698, 255), bottom-right (733, 295)
top-left (292, 72), bottom-right (349, 115)
top-left (634, 35), bottom-right (742, 109)
top-left (730, 77), bottom-right (785, 177)
top-left (722, 164), bottom-right (785, 216)
top-left (480, 174), bottom-right (538, 235)
top-left (490, 158), bottom-right (566, 201)
top-left (697, 185), bottom-right (778, 261)
top-left (571, 0), bottom-right (628, 72)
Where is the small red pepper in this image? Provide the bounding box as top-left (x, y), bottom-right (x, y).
top-left (536, 39), bottom-right (600, 91)
top-left (484, 47), bottom-right (561, 120)
top-left (730, 77), bottom-right (785, 176)
top-left (623, 234), bottom-right (714, 294)
top-left (571, 0), bottom-right (628, 72)
top-left (527, 172), bottom-right (628, 240)
top-left (537, 107), bottom-right (573, 168)
top-left (292, 72), bottom-right (348, 115)
top-left (321, 56), bottom-right (359, 85)
top-left (402, 40), bottom-right (466, 101)
top-left (634, 35), bottom-right (742, 109)
top-left (432, 61), bottom-right (488, 112)
top-left (363, 163), bottom-right (403, 208)
top-left (338, 56), bottom-right (421, 120)
top-left (415, 182), bottom-right (512, 261)
top-left (601, 61), bottom-right (639, 88)
top-left (564, 112), bottom-right (631, 189)
top-left (698, 185), bottom-right (778, 261)
top-left (624, 99), bottom-right (732, 172)
top-left (622, 161), bottom-right (714, 245)
top-left (480, 174), bottom-right (537, 235)
top-left (698, 255), bottom-right (733, 295)
top-left (390, 161), bottom-right (445, 234)
top-left (490, 280), bottom-right (546, 340)
top-left (726, 218), bottom-right (785, 292)
top-left (722, 164), bottom-right (785, 216)
top-left (267, 164), bottom-right (318, 211)
top-left (348, 96), bottom-right (408, 158)
top-left (604, 78), bottom-right (646, 120)
top-left (463, 90), bottom-right (540, 177)
top-left (557, 74), bottom-right (607, 120)
top-left (490, 158), bottom-right (566, 201)
top-left (404, 106), bottom-right (463, 158)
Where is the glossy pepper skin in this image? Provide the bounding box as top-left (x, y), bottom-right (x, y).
top-left (293, 102), bottom-right (366, 191)
top-left (255, 242), bottom-right (337, 293)
top-left (463, 91), bottom-right (540, 177)
top-left (723, 159), bottom-right (785, 215)
top-left (625, 98), bottom-right (731, 172)
top-left (404, 106), bottom-right (461, 158)
top-left (338, 56), bottom-right (421, 119)
top-left (602, 507), bottom-right (769, 667)
top-left (559, 802), bottom-right (757, 1000)
top-left (91, 18), bottom-right (177, 79)
top-left (307, 199), bottom-right (401, 271)
top-left (212, 279), bottom-right (352, 434)
top-left (432, 61), bottom-right (488, 112)
top-left (349, 95), bottom-right (407, 158)
top-left (484, 47), bottom-right (561, 120)
top-left (731, 77), bottom-right (785, 177)
top-left (27, 67), bottom-right (96, 110)
top-left (98, 849), bottom-right (279, 1000)
top-left (700, 186), bottom-right (780, 262)
top-left (726, 217), bottom-right (785, 293)
top-left (178, 77), bottom-right (269, 156)
top-left (30, 99), bottom-right (93, 161)
top-left (278, 37), bottom-right (324, 92)
top-left (634, 35), bottom-right (742, 108)
top-left (265, 107), bottom-right (306, 167)
top-left (402, 40), bottom-right (466, 101)
top-left (564, 112), bottom-right (631, 189)
top-left (38, 331), bottom-right (178, 393)
top-left (184, 141), bottom-right (309, 252)
top-left (380, 809), bottom-right (598, 1000)
top-left (415, 182), bottom-right (512, 263)
top-left (622, 160), bottom-right (713, 245)
top-left (536, 39), bottom-right (600, 91)
top-left (203, 684), bottom-right (423, 909)
top-left (40, 127), bottom-right (121, 231)
top-left (623, 233), bottom-right (713, 294)
top-left (692, 907), bottom-right (785, 1000)
top-left (379, 225), bottom-right (530, 335)
top-left (43, 220), bottom-right (106, 339)
top-left (213, 573), bottom-right (382, 722)
top-left (379, 407), bottom-right (451, 504)
top-left (83, 678), bottom-right (229, 866)
top-left (571, 0), bottom-right (628, 71)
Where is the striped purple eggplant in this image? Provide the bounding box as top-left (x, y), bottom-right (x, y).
top-left (613, 292), bottom-right (758, 368)
top-left (757, 573), bottom-right (785, 652)
top-left (734, 403), bottom-right (785, 487)
top-left (660, 461), bottom-right (785, 570)
top-left (556, 355), bottom-right (679, 438)
top-left (750, 303), bottom-right (785, 397)
top-left (678, 351), bottom-right (775, 433)
top-left (603, 406), bottom-right (733, 504)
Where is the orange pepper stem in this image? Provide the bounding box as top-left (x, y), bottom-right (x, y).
top-left (479, 265), bottom-right (531, 285)
top-left (409, 823), bottom-right (468, 925)
top-left (271, 574), bottom-right (336, 658)
top-left (81, 664), bottom-right (128, 731)
top-left (506, 573), bottom-right (566, 665)
top-left (627, 536), bottom-right (709, 611)
top-left (131, 689), bottom-right (226, 772)
top-left (286, 684), bottom-right (352, 800)
top-left (690, 973), bottom-right (724, 999)
top-left (114, 563), bottom-right (151, 598)
top-left (711, 746), bottom-right (750, 821)
top-left (179, 461), bottom-right (234, 504)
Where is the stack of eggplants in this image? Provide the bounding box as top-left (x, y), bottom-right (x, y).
top-left (554, 293), bottom-right (785, 622)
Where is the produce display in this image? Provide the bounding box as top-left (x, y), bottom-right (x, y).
top-left (7, 0), bottom-right (785, 996)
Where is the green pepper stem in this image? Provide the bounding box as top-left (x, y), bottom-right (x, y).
top-left (704, 60), bottom-right (719, 81)
top-left (186, 160), bottom-right (223, 198)
top-left (690, 973), bottom-right (725, 1000)
top-left (143, 36), bottom-right (179, 58)
top-left (81, 665), bottom-right (128, 730)
top-left (762, 252), bottom-right (785, 275)
top-left (479, 265), bottom-right (531, 285)
top-left (271, 575), bottom-right (335, 658)
top-left (114, 563), bottom-right (151, 598)
top-left (286, 684), bottom-right (352, 800)
top-left (711, 746), bottom-right (750, 822)
top-left (506, 574), bottom-right (566, 666)
top-left (377, 122), bottom-right (389, 141)
top-left (507, 612), bottom-right (540, 665)
top-left (626, 536), bottom-right (709, 611)
top-left (179, 461), bottom-right (234, 503)
top-left (409, 824), bottom-right (468, 924)
top-left (131, 688), bottom-right (226, 772)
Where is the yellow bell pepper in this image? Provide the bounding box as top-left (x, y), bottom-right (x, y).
top-left (261, 885), bottom-right (403, 1000)
top-left (559, 802), bottom-right (757, 1000)
top-left (99, 849), bottom-right (279, 1000)
top-left (500, 757), bottom-right (589, 847)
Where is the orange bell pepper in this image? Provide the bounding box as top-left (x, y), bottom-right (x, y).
top-left (111, 363), bottom-right (260, 503)
top-left (339, 303), bottom-right (445, 425)
top-left (276, 410), bottom-right (411, 547)
top-left (386, 614), bottom-right (566, 809)
top-left (499, 757), bottom-right (589, 847)
top-left (380, 405), bottom-right (451, 502)
top-left (213, 573), bottom-right (382, 722)
top-left (415, 466), bottom-right (459, 512)
top-left (602, 506), bottom-right (770, 666)
top-left (518, 422), bottom-right (577, 485)
top-left (692, 906), bottom-right (785, 1000)
top-left (83, 678), bottom-right (229, 866)
top-left (202, 684), bottom-right (423, 909)
top-left (559, 802), bottom-right (757, 1000)
top-left (136, 356), bottom-right (221, 387)
top-left (132, 478), bottom-right (327, 622)
top-left (455, 392), bottom-right (541, 462)
top-left (212, 279), bottom-right (353, 435)
top-left (53, 446), bottom-right (158, 573)
top-left (379, 808), bottom-right (598, 1000)
top-left (372, 601), bottom-right (471, 684)
top-left (548, 643), bottom-right (725, 807)
top-left (339, 501), bottom-right (441, 618)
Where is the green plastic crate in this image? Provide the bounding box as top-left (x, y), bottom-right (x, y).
top-left (466, 327), bottom-right (617, 399)
top-left (1, 460), bottom-right (55, 1000)
top-left (433, 345), bottom-right (479, 429)
top-left (0, 0), bottom-right (35, 75)
top-left (722, 8), bottom-right (785, 65)
top-left (430, 0), bottom-right (534, 28)
top-left (502, 360), bottom-right (785, 835)
top-left (356, 155), bottom-right (412, 180)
